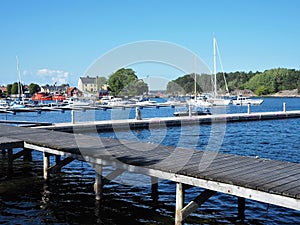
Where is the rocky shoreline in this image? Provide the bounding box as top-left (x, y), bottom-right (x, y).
top-left (268, 89), bottom-right (300, 97)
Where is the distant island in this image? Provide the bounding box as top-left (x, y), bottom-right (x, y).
top-left (166, 68), bottom-right (300, 97)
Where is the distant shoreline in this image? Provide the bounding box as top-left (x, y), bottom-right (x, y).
top-left (266, 89), bottom-right (300, 98)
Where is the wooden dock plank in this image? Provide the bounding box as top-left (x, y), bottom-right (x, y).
top-left (261, 173), bottom-right (300, 195)
top-left (218, 162), bottom-right (297, 191)
top-left (179, 156), bottom-right (253, 179)
top-left (243, 163), bottom-right (300, 190)
top-left (207, 159), bottom-right (286, 185)
top-left (0, 137), bottom-right (24, 149)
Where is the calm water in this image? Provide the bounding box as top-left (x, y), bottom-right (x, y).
top-left (1, 97), bottom-right (300, 224)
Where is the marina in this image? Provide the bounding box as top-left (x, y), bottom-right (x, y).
top-left (1, 1), bottom-right (300, 224)
top-left (1, 97), bottom-right (300, 224)
top-left (1, 124), bottom-right (300, 225)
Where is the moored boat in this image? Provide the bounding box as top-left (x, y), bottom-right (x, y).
top-left (232, 95), bottom-right (264, 105)
top-left (174, 106), bottom-right (211, 117)
top-left (32, 92), bottom-right (52, 101)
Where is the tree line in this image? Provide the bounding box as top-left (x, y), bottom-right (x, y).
top-left (166, 68), bottom-right (300, 96)
top-left (5, 82), bottom-right (40, 95)
top-left (2, 68), bottom-right (148, 98)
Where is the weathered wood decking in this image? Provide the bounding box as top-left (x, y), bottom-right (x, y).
top-left (1, 124), bottom-right (300, 224)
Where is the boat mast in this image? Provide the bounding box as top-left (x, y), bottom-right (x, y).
top-left (213, 36), bottom-right (217, 97)
top-left (194, 55), bottom-right (197, 96)
top-left (16, 56), bottom-right (22, 98)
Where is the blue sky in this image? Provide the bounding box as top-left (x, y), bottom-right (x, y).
top-left (0, 0), bottom-right (299, 90)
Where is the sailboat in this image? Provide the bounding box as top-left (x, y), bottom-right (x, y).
top-left (186, 55), bottom-right (213, 108)
top-left (208, 37), bottom-right (232, 106)
top-left (10, 56), bottom-right (26, 110)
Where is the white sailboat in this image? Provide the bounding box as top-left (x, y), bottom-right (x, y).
top-left (187, 55), bottom-right (213, 108)
top-left (10, 56), bottom-right (26, 110)
top-left (208, 37), bottom-right (232, 106)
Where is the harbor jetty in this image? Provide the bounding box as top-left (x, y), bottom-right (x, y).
top-left (36, 109), bottom-right (300, 132)
top-left (1, 123), bottom-right (300, 224)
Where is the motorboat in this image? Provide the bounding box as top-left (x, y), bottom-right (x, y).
top-left (209, 97), bottom-right (232, 106)
top-left (106, 97), bottom-right (128, 107)
top-left (174, 106), bottom-right (211, 117)
top-left (32, 92), bottom-right (52, 101)
top-left (62, 97), bottom-right (92, 108)
top-left (232, 96), bottom-right (264, 105)
top-left (135, 97), bottom-right (157, 107)
top-left (0, 100), bottom-right (10, 110)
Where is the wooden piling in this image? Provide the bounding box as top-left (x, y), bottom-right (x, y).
top-left (43, 152), bottom-right (50, 180)
top-left (151, 176), bottom-right (159, 202)
top-left (7, 148), bottom-right (13, 172)
top-left (23, 148), bottom-right (32, 161)
top-left (238, 197), bottom-right (245, 220)
top-left (94, 164), bottom-right (103, 201)
top-left (175, 182), bottom-right (184, 225)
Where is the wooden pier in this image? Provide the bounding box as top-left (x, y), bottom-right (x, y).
top-left (1, 124), bottom-right (300, 224)
top-left (36, 110), bottom-right (300, 132)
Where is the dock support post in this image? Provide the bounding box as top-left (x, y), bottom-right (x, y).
top-left (180, 189), bottom-right (216, 221)
top-left (247, 103), bottom-right (251, 114)
top-left (188, 105), bottom-right (192, 117)
top-left (151, 177), bottom-right (159, 202)
top-left (55, 155), bottom-right (61, 163)
top-left (135, 107), bottom-right (142, 120)
top-left (23, 148), bottom-right (32, 162)
top-left (43, 152), bottom-right (50, 180)
top-left (71, 110), bottom-right (75, 124)
top-left (71, 109), bottom-right (75, 124)
top-left (7, 148), bottom-right (13, 172)
top-left (283, 102), bottom-right (286, 112)
top-left (238, 197), bottom-right (245, 220)
top-left (175, 182), bottom-right (184, 225)
top-left (94, 164), bottom-right (103, 201)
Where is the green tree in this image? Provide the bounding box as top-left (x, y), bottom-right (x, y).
top-left (11, 82), bottom-right (20, 95)
top-left (255, 85), bottom-right (270, 96)
top-left (166, 74), bottom-right (213, 95)
top-left (123, 80), bottom-right (148, 96)
top-left (7, 84), bottom-right (12, 95)
top-left (245, 68), bottom-right (300, 95)
top-left (107, 68), bottom-right (138, 95)
top-left (29, 83), bottom-right (41, 94)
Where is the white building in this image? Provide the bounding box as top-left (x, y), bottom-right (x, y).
top-left (78, 76), bottom-right (97, 92)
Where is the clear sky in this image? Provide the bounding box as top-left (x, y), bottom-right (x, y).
top-left (0, 0), bottom-right (299, 90)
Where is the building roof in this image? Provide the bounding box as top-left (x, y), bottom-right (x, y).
top-left (41, 85), bottom-right (68, 92)
top-left (79, 76), bottom-right (96, 84)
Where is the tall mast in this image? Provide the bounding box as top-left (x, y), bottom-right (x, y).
top-left (194, 55), bottom-right (197, 95)
top-left (16, 55), bottom-right (22, 98)
top-left (213, 36), bottom-right (217, 97)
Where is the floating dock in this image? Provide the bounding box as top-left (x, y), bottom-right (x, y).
top-left (36, 110), bottom-right (300, 132)
top-left (1, 124), bottom-right (300, 224)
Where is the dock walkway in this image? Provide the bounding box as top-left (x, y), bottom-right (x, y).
top-left (1, 124), bottom-right (300, 224)
top-left (36, 110), bottom-right (300, 132)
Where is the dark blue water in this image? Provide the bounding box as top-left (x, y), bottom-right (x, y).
top-left (1, 97), bottom-right (300, 224)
